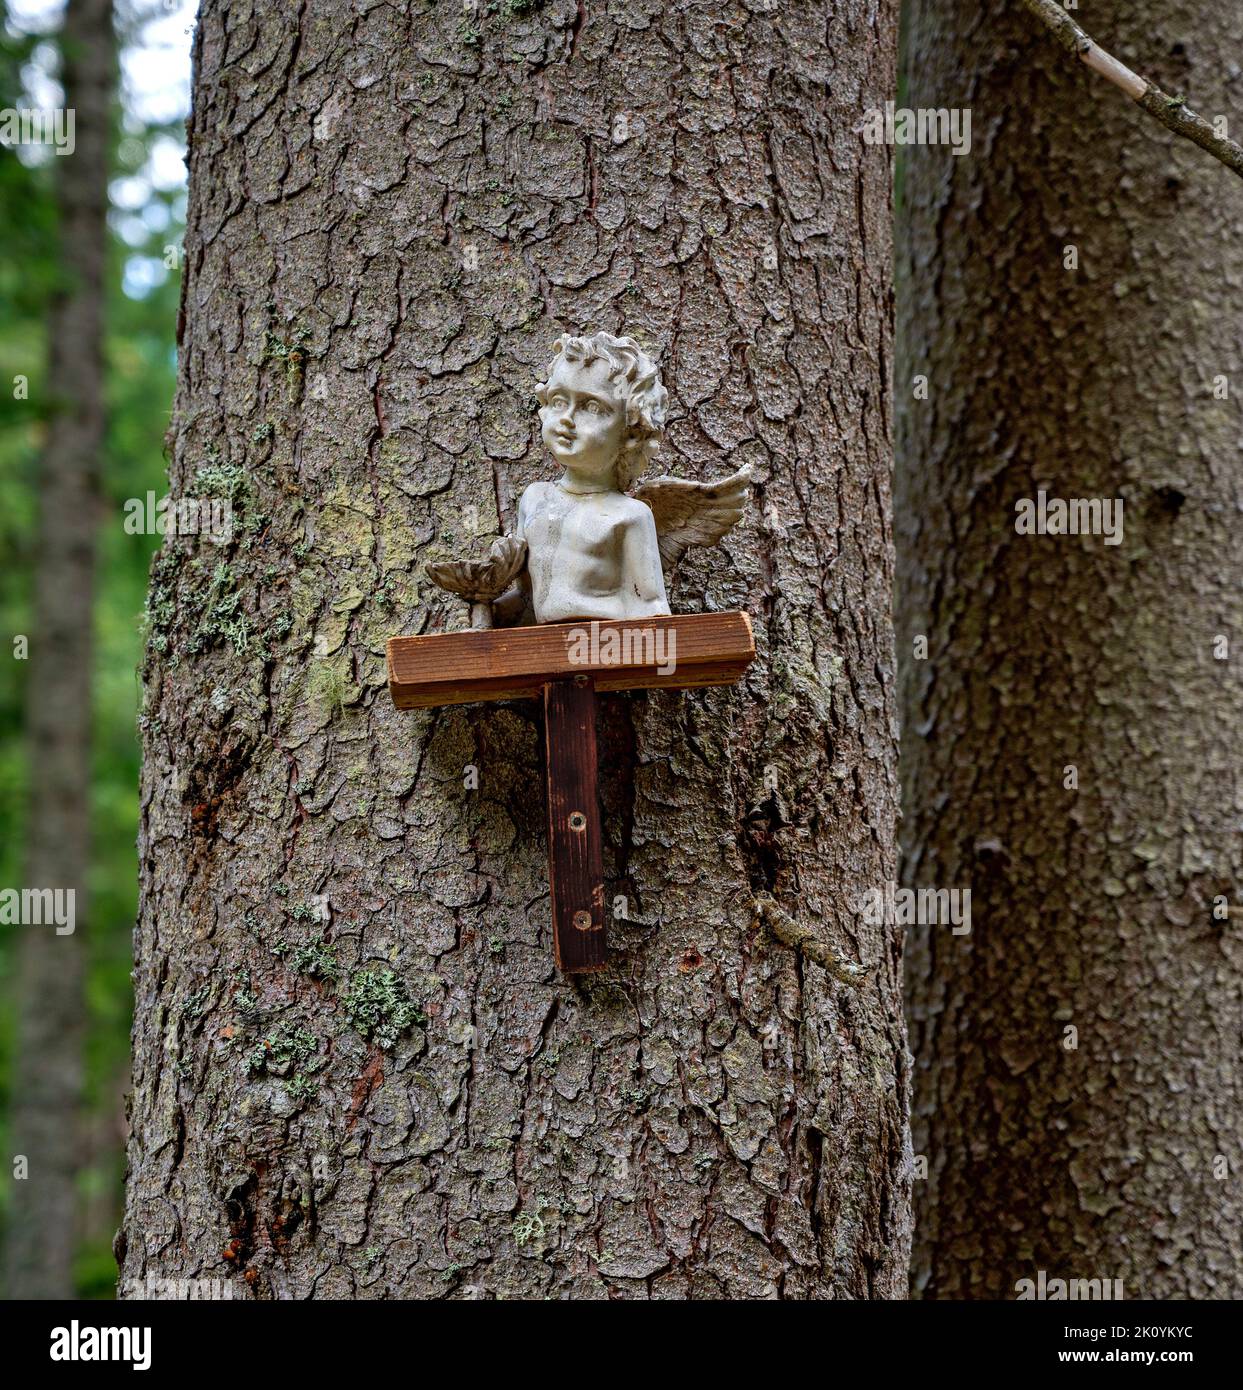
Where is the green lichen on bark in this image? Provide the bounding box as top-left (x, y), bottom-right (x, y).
top-left (341, 969), bottom-right (423, 1050)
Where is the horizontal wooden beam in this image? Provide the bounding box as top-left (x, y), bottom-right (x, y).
top-left (387, 611), bottom-right (754, 710)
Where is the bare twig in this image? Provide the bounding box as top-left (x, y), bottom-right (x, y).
top-left (753, 892), bottom-right (869, 987)
top-left (1018, 0), bottom-right (1243, 179)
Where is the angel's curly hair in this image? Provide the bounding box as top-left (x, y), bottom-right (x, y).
top-left (535, 331), bottom-right (667, 490)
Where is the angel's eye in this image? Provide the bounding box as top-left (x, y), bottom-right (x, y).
top-left (550, 394), bottom-right (568, 409)
top-left (583, 400), bottom-right (601, 414)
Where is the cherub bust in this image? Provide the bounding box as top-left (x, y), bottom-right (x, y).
top-left (428, 331), bottom-right (749, 628)
top-left (520, 332), bottom-right (669, 624)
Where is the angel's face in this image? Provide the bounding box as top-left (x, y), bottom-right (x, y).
top-left (539, 357), bottom-right (628, 487)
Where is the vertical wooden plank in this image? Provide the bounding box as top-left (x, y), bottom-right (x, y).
top-left (544, 677), bottom-right (606, 973)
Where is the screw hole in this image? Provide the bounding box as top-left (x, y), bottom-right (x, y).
top-left (568, 811), bottom-right (587, 831)
top-left (572, 910), bottom-right (594, 931)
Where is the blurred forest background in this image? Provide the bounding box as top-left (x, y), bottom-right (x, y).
top-left (0, 0), bottom-right (191, 1295)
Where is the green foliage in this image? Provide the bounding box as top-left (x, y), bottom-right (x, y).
top-left (0, 0), bottom-right (189, 1296)
top-left (341, 969), bottom-right (423, 1050)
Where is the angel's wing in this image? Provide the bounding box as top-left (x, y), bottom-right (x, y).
top-left (631, 464), bottom-right (752, 572)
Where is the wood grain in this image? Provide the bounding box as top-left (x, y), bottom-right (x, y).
top-left (387, 611), bottom-right (754, 709)
top-left (544, 678), bottom-right (606, 973)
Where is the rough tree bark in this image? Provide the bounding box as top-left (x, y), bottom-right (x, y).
top-left (120, 0), bottom-right (909, 1299)
top-left (3, 0), bottom-right (113, 1300)
top-left (898, 1), bottom-right (1243, 1298)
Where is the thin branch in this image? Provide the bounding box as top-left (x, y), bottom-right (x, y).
top-left (753, 892), bottom-right (869, 987)
top-left (1018, 0), bottom-right (1243, 179)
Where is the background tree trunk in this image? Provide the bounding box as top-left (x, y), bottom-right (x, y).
top-left (898, 0), bottom-right (1243, 1298)
top-left (120, 0), bottom-right (909, 1299)
top-left (3, 0), bottom-right (112, 1300)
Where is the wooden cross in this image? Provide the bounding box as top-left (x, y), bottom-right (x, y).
top-left (387, 612), bottom-right (755, 972)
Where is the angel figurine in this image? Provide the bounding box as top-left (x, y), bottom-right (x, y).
top-left (429, 331), bottom-right (750, 627)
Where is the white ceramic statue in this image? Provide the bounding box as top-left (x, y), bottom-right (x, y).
top-left (427, 332), bottom-right (750, 628)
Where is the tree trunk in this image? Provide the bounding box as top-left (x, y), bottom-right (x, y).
top-left (120, 0), bottom-right (909, 1300)
top-left (3, 0), bottom-right (112, 1300)
top-left (898, 0), bottom-right (1243, 1298)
